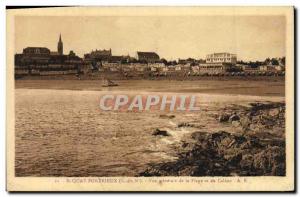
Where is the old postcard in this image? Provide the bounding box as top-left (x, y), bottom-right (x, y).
top-left (6, 6), bottom-right (294, 191)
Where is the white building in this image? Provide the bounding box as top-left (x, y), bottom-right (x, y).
top-left (259, 65), bottom-right (276, 71)
top-left (206, 52), bottom-right (237, 65)
top-left (242, 65), bottom-right (259, 72)
top-left (191, 66), bottom-right (200, 73)
top-left (175, 65), bottom-right (183, 71)
top-left (199, 63), bottom-right (231, 74)
top-left (275, 65), bottom-right (285, 71)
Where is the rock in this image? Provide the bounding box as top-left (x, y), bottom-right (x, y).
top-left (240, 117), bottom-right (251, 128)
top-left (141, 127), bottom-right (285, 176)
top-left (249, 123), bottom-right (260, 132)
top-left (178, 122), bottom-right (204, 129)
top-left (211, 131), bottom-right (231, 140)
top-left (231, 120), bottom-right (240, 127)
top-left (229, 114), bottom-right (240, 122)
top-left (178, 165), bottom-right (199, 176)
top-left (221, 137), bottom-right (235, 148)
top-left (178, 122), bottom-right (187, 127)
top-left (271, 163), bottom-right (285, 176)
top-left (159, 114), bottom-right (175, 119)
top-left (152, 129), bottom-right (170, 136)
top-left (219, 113), bottom-right (230, 122)
top-left (181, 142), bottom-right (189, 148)
top-left (240, 154), bottom-right (254, 170)
top-left (253, 146), bottom-right (285, 175)
top-left (269, 108), bottom-right (280, 117)
top-left (227, 153), bottom-right (242, 166)
top-left (191, 131), bottom-right (209, 140)
top-left (214, 163), bottom-right (222, 167)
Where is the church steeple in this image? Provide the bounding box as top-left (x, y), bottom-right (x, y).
top-left (57, 33), bottom-right (63, 55)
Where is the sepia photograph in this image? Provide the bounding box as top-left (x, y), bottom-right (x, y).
top-left (6, 6), bottom-right (294, 191)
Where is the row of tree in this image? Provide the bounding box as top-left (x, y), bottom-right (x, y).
top-left (237, 57), bottom-right (285, 68)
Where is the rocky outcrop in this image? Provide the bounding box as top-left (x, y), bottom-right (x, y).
top-left (218, 114), bottom-right (230, 122)
top-left (140, 102), bottom-right (286, 177)
top-left (140, 131), bottom-right (285, 176)
top-left (218, 102), bottom-right (285, 136)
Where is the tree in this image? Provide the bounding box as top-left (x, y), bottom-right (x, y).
top-left (160, 58), bottom-right (168, 65)
top-left (271, 58), bottom-right (279, 65)
top-left (281, 57), bottom-right (286, 65)
top-left (171, 60), bottom-right (177, 65)
top-left (264, 58), bottom-right (271, 65)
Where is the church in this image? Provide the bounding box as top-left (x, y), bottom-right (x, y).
top-left (50, 34), bottom-right (64, 56)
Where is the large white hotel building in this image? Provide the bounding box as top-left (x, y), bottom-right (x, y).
top-left (206, 52), bottom-right (237, 65)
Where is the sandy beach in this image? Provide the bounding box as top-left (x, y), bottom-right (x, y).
top-left (15, 78), bottom-right (285, 96)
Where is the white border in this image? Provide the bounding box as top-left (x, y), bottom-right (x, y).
top-left (1, 0), bottom-right (299, 196)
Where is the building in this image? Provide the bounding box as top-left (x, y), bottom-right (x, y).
top-left (275, 65), bottom-right (285, 71)
top-left (175, 65), bottom-right (182, 71)
top-left (19, 47), bottom-right (51, 65)
top-left (147, 63), bottom-right (165, 72)
top-left (108, 55), bottom-right (131, 64)
top-left (199, 63), bottom-right (232, 74)
top-left (84, 49), bottom-right (112, 62)
top-left (136, 51), bottom-right (160, 63)
top-left (242, 65), bottom-right (260, 72)
top-left (206, 52), bottom-right (237, 65)
top-left (178, 58), bottom-right (196, 65)
top-left (259, 65), bottom-right (276, 71)
top-left (191, 65), bottom-right (200, 73)
top-left (83, 49), bottom-right (112, 70)
top-left (15, 34), bottom-right (83, 76)
top-left (23, 47), bottom-right (50, 56)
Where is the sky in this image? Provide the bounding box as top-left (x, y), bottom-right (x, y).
top-left (15, 15), bottom-right (286, 61)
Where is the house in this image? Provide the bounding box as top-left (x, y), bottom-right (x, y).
top-left (150, 67), bottom-right (157, 72)
top-left (240, 65), bottom-right (260, 72)
top-left (84, 49), bottom-right (112, 62)
top-left (136, 51), bottom-right (160, 63)
top-left (19, 47), bottom-right (51, 65)
top-left (275, 65), bottom-right (285, 71)
top-left (259, 65), bottom-right (276, 71)
top-left (108, 55), bottom-right (130, 63)
top-left (191, 65), bottom-right (200, 73)
top-left (161, 67), bottom-right (169, 72)
top-left (102, 63), bottom-right (120, 71)
top-left (182, 63), bottom-right (191, 70)
top-left (175, 65), bottom-right (183, 71)
top-left (167, 66), bottom-right (176, 72)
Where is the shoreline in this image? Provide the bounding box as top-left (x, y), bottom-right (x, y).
top-left (15, 75), bottom-right (285, 81)
top-left (15, 78), bottom-right (285, 97)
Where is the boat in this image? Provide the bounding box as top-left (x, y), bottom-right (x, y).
top-left (102, 78), bottom-right (118, 87)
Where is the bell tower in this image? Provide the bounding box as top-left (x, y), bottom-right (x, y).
top-left (57, 34), bottom-right (63, 55)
